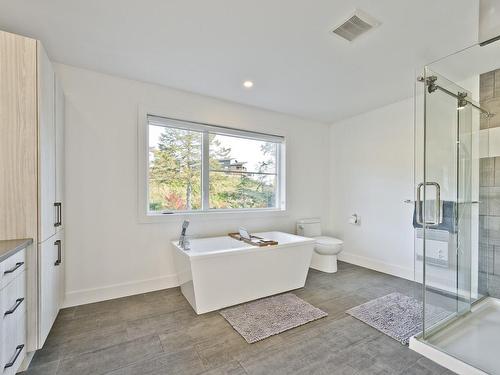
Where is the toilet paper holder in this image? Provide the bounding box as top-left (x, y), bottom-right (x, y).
top-left (348, 214), bottom-right (359, 225)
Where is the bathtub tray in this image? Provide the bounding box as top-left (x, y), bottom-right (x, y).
top-left (228, 232), bottom-right (278, 247)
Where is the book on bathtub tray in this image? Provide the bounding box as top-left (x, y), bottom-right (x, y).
top-left (228, 232), bottom-right (278, 247)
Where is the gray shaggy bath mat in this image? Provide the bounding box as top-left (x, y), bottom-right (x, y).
top-left (346, 292), bottom-right (450, 345)
top-left (220, 293), bottom-right (328, 343)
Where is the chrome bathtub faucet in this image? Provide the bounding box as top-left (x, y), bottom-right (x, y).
top-left (178, 220), bottom-right (190, 250)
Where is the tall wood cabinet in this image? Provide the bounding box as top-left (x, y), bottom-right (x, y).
top-left (0, 30), bottom-right (65, 354)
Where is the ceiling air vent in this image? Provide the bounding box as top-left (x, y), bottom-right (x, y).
top-left (331, 10), bottom-right (380, 42)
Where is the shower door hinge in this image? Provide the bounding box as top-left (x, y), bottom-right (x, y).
top-left (426, 76), bottom-right (438, 94)
top-left (417, 75), bottom-right (438, 94)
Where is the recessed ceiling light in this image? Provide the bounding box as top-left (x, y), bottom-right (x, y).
top-left (243, 80), bottom-right (254, 88)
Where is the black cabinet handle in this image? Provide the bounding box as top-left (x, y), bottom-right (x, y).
top-left (4, 298), bottom-right (24, 316)
top-left (54, 202), bottom-right (59, 227)
top-left (54, 202), bottom-right (62, 227)
top-left (4, 262), bottom-right (24, 275)
top-left (54, 240), bottom-right (62, 266)
top-left (4, 344), bottom-right (24, 369)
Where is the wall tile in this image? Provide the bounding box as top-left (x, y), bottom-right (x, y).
top-left (478, 271), bottom-right (488, 297)
top-left (494, 246), bottom-right (500, 276)
top-left (483, 97), bottom-right (500, 129)
top-left (489, 245), bottom-right (494, 274)
top-left (486, 216), bottom-right (500, 246)
top-left (495, 70), bottom-right (500, 98)
top-left (489, 128), bottom-right (500, 158)
top-left (480, 69), bottom-right (500, 298)
top-left (479, 244), bottom-right (495, 274)
top-left (478, 244), bottom-right (495, 296)
top-left (495, 157), bottom-right (500, 187)
top-left (480, 71), bottom-right (495, 101)
top-left (479, 188), bottom-right (489, 215)
top-left (480, 157), bottom-right (494, 187)
top-left (480, 187), bottom-right (500, 215)
top-left (478, 223), bottom-right (497, 298)
top-left (481, 116), bottom-right (490, 130)
top-left (479, 215), bottom-right (489, 246)
top-left (488, 274), bottom-right (500, 298)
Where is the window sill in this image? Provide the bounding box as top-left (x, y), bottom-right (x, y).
top-left (138, 208), bottom-right (288, 223)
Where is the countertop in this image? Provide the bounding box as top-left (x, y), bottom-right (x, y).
top-left (0, 238), bottom-right (32, 263)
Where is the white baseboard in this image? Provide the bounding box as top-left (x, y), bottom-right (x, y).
top-left (63, 254), bottom-right (413, 308)
top-left (338, 252), bottom-right (414, 281)
top-left (63, 274), bottom-right (179, 308)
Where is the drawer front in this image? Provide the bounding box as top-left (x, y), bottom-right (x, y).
top-left (2, 316), bottom-right (25, 375)
top-left (1, 270), bottom-right (26, 323)
top-left (0, 249), bottom-right (26, 290)
top-left (1, 272), bottom-right (26, 375)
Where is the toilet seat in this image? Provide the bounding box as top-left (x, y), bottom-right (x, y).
top-left (314, 236), bottom-right (343, 255)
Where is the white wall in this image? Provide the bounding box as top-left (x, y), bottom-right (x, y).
top-left (55, 64), bottom-right (330, 307)
top-left (479, 0), bottom-right (500, 43)
top-left (328, 98), bottom-right (415, 280)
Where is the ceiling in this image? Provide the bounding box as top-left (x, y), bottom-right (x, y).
top-left (0, 0), bottom-right (479, 123)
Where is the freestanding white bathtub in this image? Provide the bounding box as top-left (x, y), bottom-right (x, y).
top-left (172, 231), bottom-right (315, 314)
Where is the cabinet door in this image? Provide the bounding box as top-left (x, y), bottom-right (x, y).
top-left (38, 235), bottom-right (60, 347)
top-left (55, 230), bottom-right (64, 307)
top-left (55, 77), bottom-right (65, 231)
top-left (1, 271), bottom-right (26, 375)
top-left (37, 43), bottom-right (56, 243)
top-left (0, 31), bottom-right (37, 242)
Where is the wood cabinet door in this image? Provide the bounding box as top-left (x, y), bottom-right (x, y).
top-left (0, 31), bottom-right (37, 241)
top-left (37, 43), bottom-right (56, 243)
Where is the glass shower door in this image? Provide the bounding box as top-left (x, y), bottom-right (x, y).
top-left (420, 68), bottom-right (473, 338)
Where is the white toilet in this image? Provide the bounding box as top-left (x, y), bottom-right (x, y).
top-left (296, 218), bottom-right (343, 273)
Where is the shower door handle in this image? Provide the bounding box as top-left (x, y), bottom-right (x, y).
top-left (416, 183), bottom-right (424, 225)
top-left (416, 182), bottom-right (442, 226)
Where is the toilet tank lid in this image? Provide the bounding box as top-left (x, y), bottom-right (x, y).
top-left (297, 218), bottom-right (321, 224)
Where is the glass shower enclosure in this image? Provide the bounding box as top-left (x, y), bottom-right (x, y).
top-left (411, 41), bottom-right (500, 375)
top-left (420, 67), bottom-right (474, 338)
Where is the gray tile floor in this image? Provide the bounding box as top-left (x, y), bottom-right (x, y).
top-left (23, 262), bottom-right (456, 375)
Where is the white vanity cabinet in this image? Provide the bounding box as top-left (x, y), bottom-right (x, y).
top-left (0, 249), bottom-right (27, 375)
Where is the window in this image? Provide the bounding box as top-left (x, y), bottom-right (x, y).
top-left (146, 115), bottom-right (285, 214)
